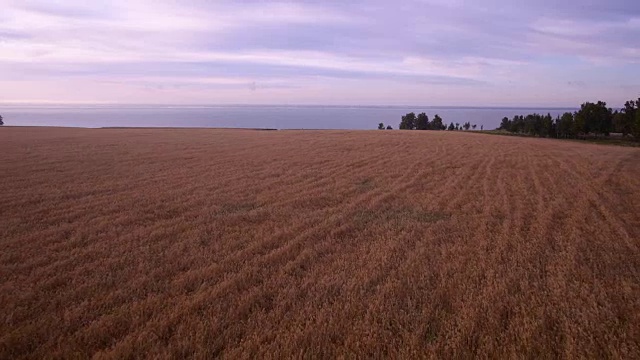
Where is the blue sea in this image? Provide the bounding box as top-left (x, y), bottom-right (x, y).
top-left (0, 104), bottom-right (576, 130)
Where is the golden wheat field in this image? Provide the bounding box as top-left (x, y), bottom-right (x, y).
top-left (1, 127), bottom-right (639, 358)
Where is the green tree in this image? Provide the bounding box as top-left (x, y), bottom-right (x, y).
top-left (573, 110), bottom-right (586, 136)
top-left (463, 122), bottom-right (471, 130)
top-left (512, 115), bottom-right (525, 133)
top-left (523, 114), bottom-right (536, 135)
top-left (378, 122), bottom-right (385, 130)
top-left (432, 114), bottom-right (445, 130)
top-left (416, 112), bottom-right (429, 130)
top-left (574, 101), bottom-right (612, 137)
top-left (597, 102), bottom-right (613, 136)
top-left (556, 112), bottom-right (574, 138)
top-left (499, 117), bottom-right (510, 131)
top-left (542, 113), bottom-right (553, 137)
top-left (633, 104), bottom-right (640, 140)
top-left (447, 122), bottom-right (455, 131)
top-left (617, 100), bottom-right (638, 137)
top-left (613, 110), bottom-right (623, 134)
top-left (399, 112), bottom-right (416, 130)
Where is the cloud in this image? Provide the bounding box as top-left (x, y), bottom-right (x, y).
top-left (0, 0), bottom-right (639, 105)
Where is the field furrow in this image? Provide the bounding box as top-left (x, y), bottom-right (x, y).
top-left (1, 127), bottom-right (639, 359)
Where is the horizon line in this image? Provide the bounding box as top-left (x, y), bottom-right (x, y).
top-left (0, 102), bottom-right (581, 110)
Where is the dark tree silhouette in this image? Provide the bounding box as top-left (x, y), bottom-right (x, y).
top-left (0, 114), bottom-right (3, 126)
top-left (633, 102), bottom-right (640, 140)
top-left (399, 112), bottom-right (417, 130)
top-left (448, 122), bottom-right (455, 131)
top-left (386, 125), bottom-right (393, 130)
top-left (557, 112), bottom-right (575, 138)
top-left (416, 112), bottom-right (429, 130)
top-left (499, 117), bottom-right (510, 131)
top-left (616, 99), bottom-right (639, 137)
top-left (613, 110), bottom-right (625, 136)
top-left (432, 114), bottom-right (445, 130)
top-left (570, 101), bottom-right (612, 137)
top-left (492, 98), bottom-right (640, 141)
top-left (378, 123), bottom-right (385, 130)
top-left (396, 112), bottom-right (446, 131)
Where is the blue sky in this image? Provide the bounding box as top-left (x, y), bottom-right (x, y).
top-left (1, 0), bottom-right (639, 106)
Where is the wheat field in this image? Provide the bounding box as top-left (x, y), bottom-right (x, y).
top-left (1, 127), bottom-right (639, 358)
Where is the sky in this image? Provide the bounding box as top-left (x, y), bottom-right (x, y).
top-left (1, 0), bottom-right (639, 106)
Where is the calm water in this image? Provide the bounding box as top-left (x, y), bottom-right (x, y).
top-left (0, 105), bottom-right (576, 130)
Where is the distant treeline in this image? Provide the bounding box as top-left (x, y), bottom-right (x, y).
top-left (498, 99), bottom-right (640, 140)
top-left (378, 112), bottom-right (481, 131)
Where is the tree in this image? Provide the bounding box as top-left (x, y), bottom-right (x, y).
top-left (432, 114), bottom-right (445, 130)
top-left (0, 114), bottom-right (3, 126)
top-left (635, 99), bottom-right (640, 140)
top-left (447, 122), bottom-right (455, 131)
top-left (522, 114), bottom-right (540, 135)
top-left (481, 125), bottom-right (483, 130)
top-left (595, 102), bottom-right (613, 136)
top-left (386, 125), bottom-right (393, 130)
top-left (499, 117), bottom-right (510, 131)
top-left (574, 101), bottom-right (612, 137)
top-left (463, 122), bottom-right (471, 131)
top-left (472, 124), bottom-right (477, 130)
top-left (455, 123), bottom-right (460, 130)
top-left (556, 112), bottom-right (574, 138)
top-left (573, 110), bottom-right (585, 136)
top-left (613, 110), bottom-right (625, 135)
top-left (633, 104), bottom-right (640, 140)
top-left (399, 112), bottom-right (416, 130)
top-left (512, 115), bottom-right (525, 133)
top-left (542, 113), bottom-right (553, 137)
top-left (416, 112), bottom-right (429, 130)
top-left (616, 99), bottom-right (638, 137)
top-left (378, 122), bottom-right (385, 130)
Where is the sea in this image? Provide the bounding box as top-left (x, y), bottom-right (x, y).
top-left (0, 104), bottom-right (576, 130)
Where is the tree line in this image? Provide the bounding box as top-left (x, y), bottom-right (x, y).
top-left (498, 99), bottom-right (640, 140)
top-left (378, 112), bottom-right (481, 131)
